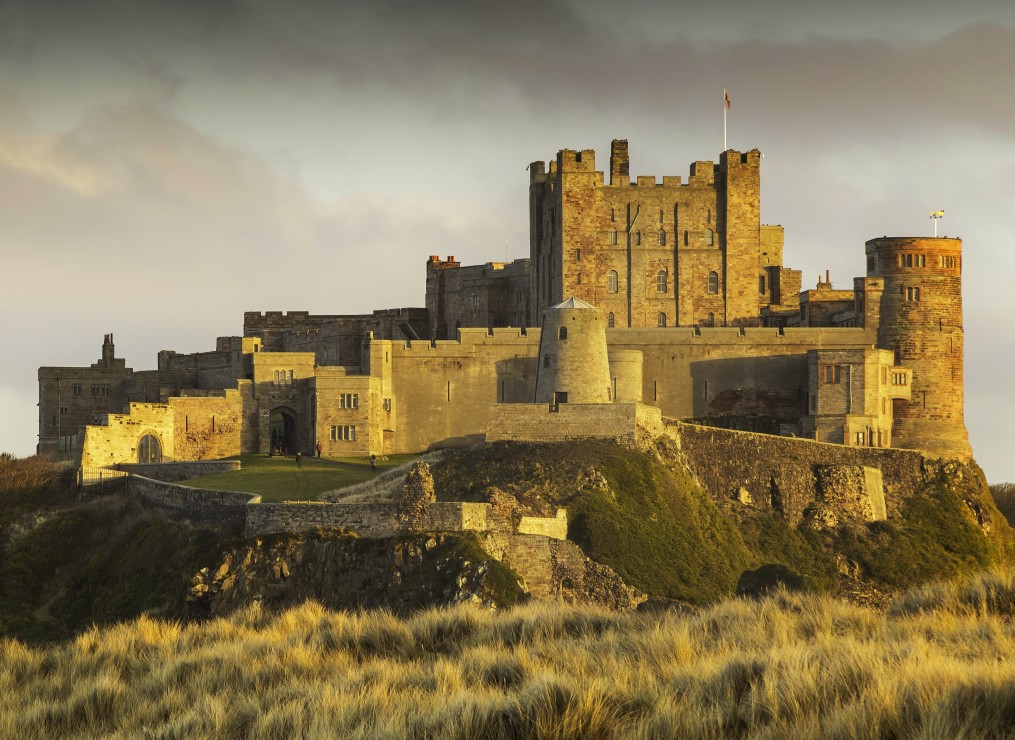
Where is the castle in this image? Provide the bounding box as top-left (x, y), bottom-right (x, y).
top-left (38, 140), bottom-right (971, 466)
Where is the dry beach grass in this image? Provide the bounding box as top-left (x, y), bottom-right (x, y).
top-left (5, 569), bottom-right (1015, 738)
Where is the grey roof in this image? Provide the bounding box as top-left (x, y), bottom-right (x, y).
top-left (550, 297), bottom-right (597, 310)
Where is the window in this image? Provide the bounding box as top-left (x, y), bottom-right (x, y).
top-left (892, 372), bottom-right (908, 386)
top-left (656, 271), bottom-right (667, 293)
top-left (340, 393), bottom-right (359, 409)
top-left (558, 326), bottom-right (568, 340)
top-left (72, 384), bottom-right (82, 397)
top-left (659, 209), bottom-right (664, 223)
top-left (575, 249), bottom-right (581, 262)
top-left (330, 425), bottom-right (357, 441)
top-left (470, 294), bottom-right (480, 308)
top-left (608, 230), bottom-right (618, 245)
top-left (634, 231), bottom-right (642, 246)
top-left (607, 312), bottom-right (615, 328)
top-left (60, 406), bottom-right (68, 414)
top-left (515, 290), bottom-right (522, 305)
top-left (576, 272), bottom-right (582, 286)
top-left (607, 270), bottom-right (619, 293)
top-left (657, 312), bottom-right (667, 327)
top-left (658, 230), bottom-right (666, 246)
top-left (822, 365), bottom-right (842, 384)
top-left (273, 370), bottom-right (293, 386)
top-left (543, 354), bottom-right (551, 368)
top-left (855, 431), bottom-right (866, 446)
top-left (707, 271), bottom-right (718, 294)
top-left (704, 229), bottom-right (714, 246)
top-left (610, 208), bottom-right (616, 222)
top-left (906, 287), bottom-right (921, 301)
top-left (707, 312), bottom-right (715, 327)
top-left (759, 275), bottom-right (767, 294)
top-left (940, 255), bottom-right (957, 269)
top-left (383, 398), bottom-right (392, 411)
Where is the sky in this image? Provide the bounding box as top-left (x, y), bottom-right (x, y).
top-left (2, 0), bottom-right (1014, 480)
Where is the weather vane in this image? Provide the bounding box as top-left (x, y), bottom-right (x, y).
top-left (930, 210), bottom-right (944, 237)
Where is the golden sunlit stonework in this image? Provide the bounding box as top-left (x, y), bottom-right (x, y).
top-left (39, 141), bottom-right (971, 466)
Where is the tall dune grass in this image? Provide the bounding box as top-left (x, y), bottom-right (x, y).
top-left (5, 570), bottom-right (1015, 737)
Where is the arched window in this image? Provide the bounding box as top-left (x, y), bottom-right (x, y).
top-left (558, 326), bottom-right (568, 340)
top-left (657, 312), bottom-right (667, 327)
top-left (273, 369), bottom-right (280, 385)
top-left (707, 271), bottom-right (719, 294)
top-left (607, 312), bottom-right (615, 328)
top-left (704, 229), bottom-right (714, 246)
top-left (137, 434), bottom-right (162, 464)
top-left (607, 270), bottom-right (619, 293)
top-left (658, 230), bottom-right (666, 246)
top-left (656, 270), bottom-right (667, 293)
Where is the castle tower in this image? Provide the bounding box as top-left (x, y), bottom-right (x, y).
top-left (868, 237), bottom-right (971, 459)
top-left (533, 297), bottom-right (612, 405)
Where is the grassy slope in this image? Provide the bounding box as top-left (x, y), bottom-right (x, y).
top-left (180, 453), bottom-right (419, 502)
top-left (0, 457), bottom-right (230, 642)
top-left (430, 441), bottom-right (1010, 603)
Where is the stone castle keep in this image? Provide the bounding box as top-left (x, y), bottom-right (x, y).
top-left (38, 140), bottom-right (972, 465)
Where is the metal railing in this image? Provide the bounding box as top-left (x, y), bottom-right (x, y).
top-left (77, 467), bottom-right (129, 493)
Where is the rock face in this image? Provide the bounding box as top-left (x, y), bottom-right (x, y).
top-left (187, 531), bottom-right (513, 618)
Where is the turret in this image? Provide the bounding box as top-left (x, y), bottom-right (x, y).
top-left (868, 237), bottom-right (971, 459)
top-left (533, 297), bottom-right (612, 405)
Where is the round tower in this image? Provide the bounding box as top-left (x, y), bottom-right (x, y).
top-left (608, 350), bottom-right (643, 403)
top-left (534, 297), bottom-right (612, 405)
top-left (868, 237), bottom-right (971, 459)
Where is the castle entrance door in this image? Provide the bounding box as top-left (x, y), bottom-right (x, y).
top-left (137, 434), bottom-right (162, 463)
top-left (269, 409), bottom-right (298, 456)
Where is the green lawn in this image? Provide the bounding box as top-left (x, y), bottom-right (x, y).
top-left (179, 454), bottom-right (419, 503)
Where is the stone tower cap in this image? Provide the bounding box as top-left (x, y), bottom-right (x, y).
top-left (550, 297), bottom-right (597, 310)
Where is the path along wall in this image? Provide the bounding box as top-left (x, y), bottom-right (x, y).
top-left (115, 460), bottom-right (241, 482)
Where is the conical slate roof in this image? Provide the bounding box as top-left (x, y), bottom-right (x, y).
top-left (550, 296), bottom-right (597, 310)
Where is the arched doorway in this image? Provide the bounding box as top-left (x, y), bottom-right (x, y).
top-left (269, 408), bottom-right (298, 455)
top-left (138, 434), bottom-right (162, 463)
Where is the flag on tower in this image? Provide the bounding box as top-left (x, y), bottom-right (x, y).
top-left (724, 89), bottom-right (731, 109)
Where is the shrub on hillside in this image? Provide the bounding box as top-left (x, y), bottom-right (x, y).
top-left (990, 482), bottom-right (1015, 527)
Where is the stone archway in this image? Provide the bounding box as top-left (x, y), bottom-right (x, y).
top-left (137, 434), bottom-right (162, 463)
top-left (269, 408), bottom-right (298, 456)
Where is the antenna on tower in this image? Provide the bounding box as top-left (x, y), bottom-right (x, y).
top-left (930, 210), bottom-right (944, 237)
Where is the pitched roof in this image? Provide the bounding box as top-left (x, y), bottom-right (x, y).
top-left (550, 297), bottom-right (597, 310)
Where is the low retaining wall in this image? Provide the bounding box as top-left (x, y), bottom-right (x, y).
top-left (131, 476), bottom-right (260, 525)
top-left (245, 503), bottom-right (399, 538)
top-left (487, 402), bottom-right (661, 444)
top-left (117, 460), bottom-right (241, 482)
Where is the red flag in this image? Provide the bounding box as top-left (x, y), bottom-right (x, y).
top-left (724, 90), bottom-right (731, 109)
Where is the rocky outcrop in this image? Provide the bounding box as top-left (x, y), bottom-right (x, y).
top-left (187, 531), bottom-right (515, 618)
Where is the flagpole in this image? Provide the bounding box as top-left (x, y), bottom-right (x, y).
top-left (723, 89), bottom-right (727, 151)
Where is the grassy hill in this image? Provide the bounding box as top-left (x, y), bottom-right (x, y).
top-left (429, 441), bottom-right (1012, 603)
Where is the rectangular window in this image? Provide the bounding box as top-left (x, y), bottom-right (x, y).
top-left (470, 294), bottom-right (480, 308)
top-left (906, 287), bottom-right (921, 301)
top-left (72, 384), bottom-right (82, 397)
top-left (330, 425), bottom-right (357, 441)
top-left (854, 431), bottom-right (866, 445)
top-left (822, 365), bottom-right (842, 384)
top-left (608, 230), bottom-right (618, 245)
top-left (892, 372), bottom-right (907, 386)
top-left (575, 249), bottom-right (581, 262)
top-left (383, 398), bottom-right (392, 411)
top-left (340, 393), bottom-right (359, 409)
top-left (634, 231), bottom-right (642, 246)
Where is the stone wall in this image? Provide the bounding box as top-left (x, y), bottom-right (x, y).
top-left (671, 421), bottom-right (935, 525)
top-left (131, 475), bottom-right (260, 525)
top-left (80, 403), bottom-right (176, 468)
top-left (245, 502), bottom-right (400, 538)
top-left (115, 460), bottom-right (241, 482)
top-left (486, 402), bottom-right (661, 445)
top-left (517, 509), bottom-right (568, 539)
